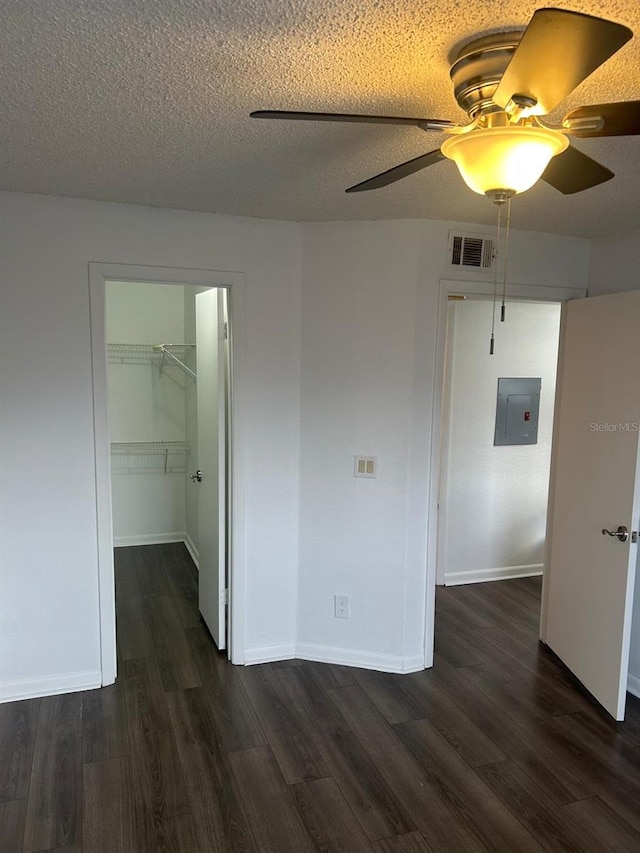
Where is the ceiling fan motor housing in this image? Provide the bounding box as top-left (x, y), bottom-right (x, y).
top-left (450, 31), bottom-right (523, 118)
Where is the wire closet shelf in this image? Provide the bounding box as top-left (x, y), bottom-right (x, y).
top-left (107, 344), bottom-right (195, 472)
top-left (107, 343), bottom-right (197, 380)
top-left (110, 441), bottom-right (191, 474)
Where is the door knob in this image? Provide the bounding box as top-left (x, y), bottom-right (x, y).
top-left (190, 469), bottom-right (202, 483)
top-left (602, 525), bottom-right (629, 542)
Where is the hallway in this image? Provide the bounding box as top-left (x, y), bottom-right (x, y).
top-left (2, 544), bottom-right (640, 851)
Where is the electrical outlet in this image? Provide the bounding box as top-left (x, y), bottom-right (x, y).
top-left (334, 594), bottom-right (350, 618)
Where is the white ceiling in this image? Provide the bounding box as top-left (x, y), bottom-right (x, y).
top-left (1, 0), bottom-right (639, 237)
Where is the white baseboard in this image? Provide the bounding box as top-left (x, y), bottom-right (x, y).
top-left (628, 672), bottom-right (640, 700)
top-left (230, 642), bottom-right (426, 674)
top-left (444, 563), bottom-right (543, 586)
top-left (0, 670), bottom-right (102, 704)
top-left (295, 643), bottom-right (424, 674)
top-left (184, 533), bottom-right (199, 570)
top-left (113, 533), bottom-right (199, 568)
top-left (244, 644), bottom-right (297, 665)
top-left (243, 642), bottom-right (424, 673)
top-left (114, 532), bottom-right (186, 548)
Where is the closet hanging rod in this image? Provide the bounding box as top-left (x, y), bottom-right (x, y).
top-left (153, 344), bottom-right (197, 381)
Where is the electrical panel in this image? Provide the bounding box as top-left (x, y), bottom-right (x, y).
top-left (494, 378), bottom-right (541, 446)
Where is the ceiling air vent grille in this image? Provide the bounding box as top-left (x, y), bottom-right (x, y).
top-left (449, 232), bottom-right (495, 272)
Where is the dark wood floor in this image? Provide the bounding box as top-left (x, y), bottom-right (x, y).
top-left (2, 546), bottom-right (640, 852)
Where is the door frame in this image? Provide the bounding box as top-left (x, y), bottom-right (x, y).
top-left (89, 262), bottom-right (247, 686)
top-left (424, 278), bottom-right (587, 667)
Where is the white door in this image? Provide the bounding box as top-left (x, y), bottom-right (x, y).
top-left (195, 289), bottom-right (227, 649)
top-left (543, 290), bottom-right (640, 720)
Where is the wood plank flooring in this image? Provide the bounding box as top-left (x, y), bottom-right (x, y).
top-left (2, 544), bottom-right (640, 852)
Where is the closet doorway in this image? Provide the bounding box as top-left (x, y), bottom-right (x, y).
top-left (105, 280), bottom-right (230, 652)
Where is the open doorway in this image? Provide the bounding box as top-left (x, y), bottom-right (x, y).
top-left (428, 285), bottom-right (640, 721)
top-left (424, 277), bottom-right (587, 672)
top-left (433, 295), bottom-right (562, 675)
top-left (105, 280), bottom-right (230, 655)
top-left (436, 297), bottom-right (562, 589)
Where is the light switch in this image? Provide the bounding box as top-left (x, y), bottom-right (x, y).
top-left (354, 455), bottom-right (377, 478)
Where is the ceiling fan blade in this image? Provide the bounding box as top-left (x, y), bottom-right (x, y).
top-left (493, 8), bottom-right (632, 116)
top-left (345, 149), bottom-right (445, 192)
top-left (250, 110), bottom-right (455, 129)
top-left (563, 101), bottom-right (640, 138)
top-left (542, 145), bottom-right (614, 194)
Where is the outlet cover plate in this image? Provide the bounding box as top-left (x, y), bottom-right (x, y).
top-left (334, 594), bottom-right (350, 618)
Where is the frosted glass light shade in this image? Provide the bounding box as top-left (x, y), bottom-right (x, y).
top-left (441, 125), bottom-right (569, 196)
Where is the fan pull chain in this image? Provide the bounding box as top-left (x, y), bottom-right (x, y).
top-left (500, 196), bottom-right (512, 322)
top-left (490, 202), bottom-right (502, 355)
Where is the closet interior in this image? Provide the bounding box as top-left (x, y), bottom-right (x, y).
top-left (105, 281), bottom-right (214, 564)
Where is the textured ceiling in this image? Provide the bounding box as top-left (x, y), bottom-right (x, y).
top-left (1, 0), bottom-right (639, 237)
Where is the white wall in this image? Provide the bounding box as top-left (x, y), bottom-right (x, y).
top-left (297, 220), bottom-right (589, 671)
top-left (106, 282), bottom-right (188, 545)
top-left (0, 188), bottom-right (593, 699)
top-left (440, 300), bottom-right (561, 585)
top-left (589, 228), bottom-right (640, 296)
top-left (106, 281), bottom-right (186, 344)
top-left (0, 191), bottom-right (302, 699)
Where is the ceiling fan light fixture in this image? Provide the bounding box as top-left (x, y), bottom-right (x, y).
top-left (441, 125), bottom-right (569, 197)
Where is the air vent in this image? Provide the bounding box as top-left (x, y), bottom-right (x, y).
top-left (449, 232), bottom-right (495, 272)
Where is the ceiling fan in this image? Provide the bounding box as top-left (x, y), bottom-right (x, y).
top-left (251, 7), bottom-right (640, 202)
